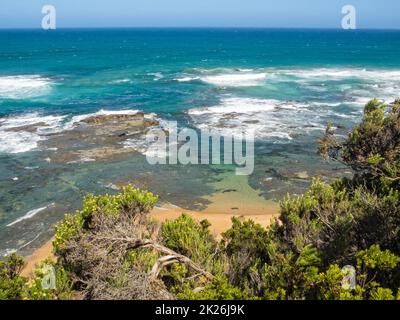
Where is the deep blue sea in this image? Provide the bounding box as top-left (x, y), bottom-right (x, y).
top-left (1, 28), bottom-right (400, 256)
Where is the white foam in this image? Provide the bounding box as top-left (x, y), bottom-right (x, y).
top-left (175, 67), bottom-right (400, 108)
top-left (201, 73), bottom-right (267, 87)
top-left (189, 98), bottom-right (277, 115)
top-left (0, 109), bottom-right (153, 154)
top-left (66, 157), bottom-right (96, 164)
top-left (99, 182), bottom-right (121, 190)
top-left (7, 203), bottom-right (55, 227)
top-left (312, 102), bottom-right (342, 107)
top-left (110, 79), bottom-right (132, 84)
top-left (148, 72), bottom-right (164, 81)
top-left (0, 130), bottom-right (42, 154)
top-left (175, 76), bottom-right (200, 82)
top-left (0, 113), bottom-right (66, 154)
top-left (0, 248), bottom-right (17, 257)
top-left (279, 68), bottom-right (400, 82)
top-left (0, 75), bottom-right (53, 99)
top-left (277, 68), bottom-right (400, 103)
top-left (237, 68), bottom-right (254, 72)
top-left (188, 97), bottom-right (340, 142)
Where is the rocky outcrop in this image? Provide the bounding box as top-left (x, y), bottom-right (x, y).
top-left (42, 111), bottom-right (160, 164)
top-left (79, 112), bottom-right (159, 128)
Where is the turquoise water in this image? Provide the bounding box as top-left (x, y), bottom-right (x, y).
top-left (1, 28), bottom-right (400, 256)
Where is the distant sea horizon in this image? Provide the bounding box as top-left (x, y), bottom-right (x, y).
top-left (1, 27), bottom-right (400, 30)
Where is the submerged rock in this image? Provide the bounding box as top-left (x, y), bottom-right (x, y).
top-left (293, 171), bottom-right (309, 180)
top-left (79, 112), bottom-right (158, 128)
top-left (5, 122), bottom-right (47, 133)
top-left (51, 146), bottom-right (137, 164)
top-left (41, 111), bottom-right (160, 164)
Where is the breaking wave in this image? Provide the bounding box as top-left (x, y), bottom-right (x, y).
top-left (188, 97), bottom-right (356, 142)
top-left (0, 75), bottom-right (53, 99)
top-left (7, 203), bottom-right (55, 227)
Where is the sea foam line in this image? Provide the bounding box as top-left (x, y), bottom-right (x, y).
top-left (7, 203), bottom-right (55, 227)
top-left (201, 73), bottom-right (267, 87)
top-left (0, 75), bottom-right (53, 99)
top-left (0, 109), bottom-right (142, 154)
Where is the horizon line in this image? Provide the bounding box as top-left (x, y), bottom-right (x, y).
top-left (1, 26), bottom-right (400, 31)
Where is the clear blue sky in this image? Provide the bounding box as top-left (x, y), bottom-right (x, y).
top-left (0, 0), bottom-right (399, 29)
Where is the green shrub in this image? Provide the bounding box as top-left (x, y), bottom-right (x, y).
top-left (0, 254), bottom-right (26, 300)
top-left (162, 214), bottom-right (216, 264)
top-left (176, 276), bottom-right (244, 300)
top-left (24, 259), bottom-right (72, 300)
top-left (54, 185), bottom-right (158, 253)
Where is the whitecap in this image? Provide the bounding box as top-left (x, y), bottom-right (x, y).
top-left (0, 113), bottom-right (66, 154)
top-left (277, 68), bottom-right (400, 81)
top-left (0, 75), bottom-right (53, 99)
top-left (0, 113), bottom-right (65, 130)
top-left (201, 73), bottom-right (267, 87)
top-left (148, 72), bottom-right (164, 81)
top-left (175, 76), bottom-right (200, 82)
top-left (188, 97), bottom-right (344, 142)
top-left (0, 130), bottom-right (42, 154)
top-left (99, 182), bottom-right (121, 190)
top-left (188, 98), bottom-right (277, 115)
top-left (109, 78), bottom-right (132, 84)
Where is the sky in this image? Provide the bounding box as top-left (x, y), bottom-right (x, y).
top-left (0, 0), bottom-right (399, 29)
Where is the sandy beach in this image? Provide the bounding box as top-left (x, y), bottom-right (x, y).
top-left (21, 193), bottom-right (279, 277)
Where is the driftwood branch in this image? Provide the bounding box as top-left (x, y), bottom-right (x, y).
top-left (98, 236), bottom-right (214, 281)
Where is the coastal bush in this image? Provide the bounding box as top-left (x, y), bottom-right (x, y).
top-left (23, 259), bottom-right (72, 300)
top-left (53, 185), bottom-right (158, 253)
top-left (315, 245), bottom-right (400, 300)
top-left (0, 253), bottom-right (26, 300)
top-left (162, 214), bottom-right (216, 264)
top-left (219, 218), bottom-right (271, 294)
top-left (320, 99), bottom-right (400, 190)
top-left (52, 185), bottom-right (168, 299)
top-left (176, 275), bottom-right (245, 300)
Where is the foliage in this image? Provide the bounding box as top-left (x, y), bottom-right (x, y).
top-left (320, 99), bottom-right (400, 190)
top-left (53, 185), bottom-right (158, 253)
top-left (162, 214), bottom-right (216, 264)
top-left (0, 253), bottom-right (26, 300)
top-left (176, 276), bottom-right (245, 300)
top-left (23, 259), bottom-right (73, 300)
top-left (52, 185), bottom-right (175, 299)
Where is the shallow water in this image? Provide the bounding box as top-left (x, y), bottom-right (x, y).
top-left (1, 28), bottom-right (400, 256)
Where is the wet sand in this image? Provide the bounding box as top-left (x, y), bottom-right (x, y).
top-left (21, 239), bottom-right (54, 277)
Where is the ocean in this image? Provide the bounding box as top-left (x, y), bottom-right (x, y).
top-left (1, 28), bottom-right (400, 256)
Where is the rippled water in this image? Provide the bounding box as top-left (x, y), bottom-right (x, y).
top-left (1, 28), bottom-right (400, 256)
